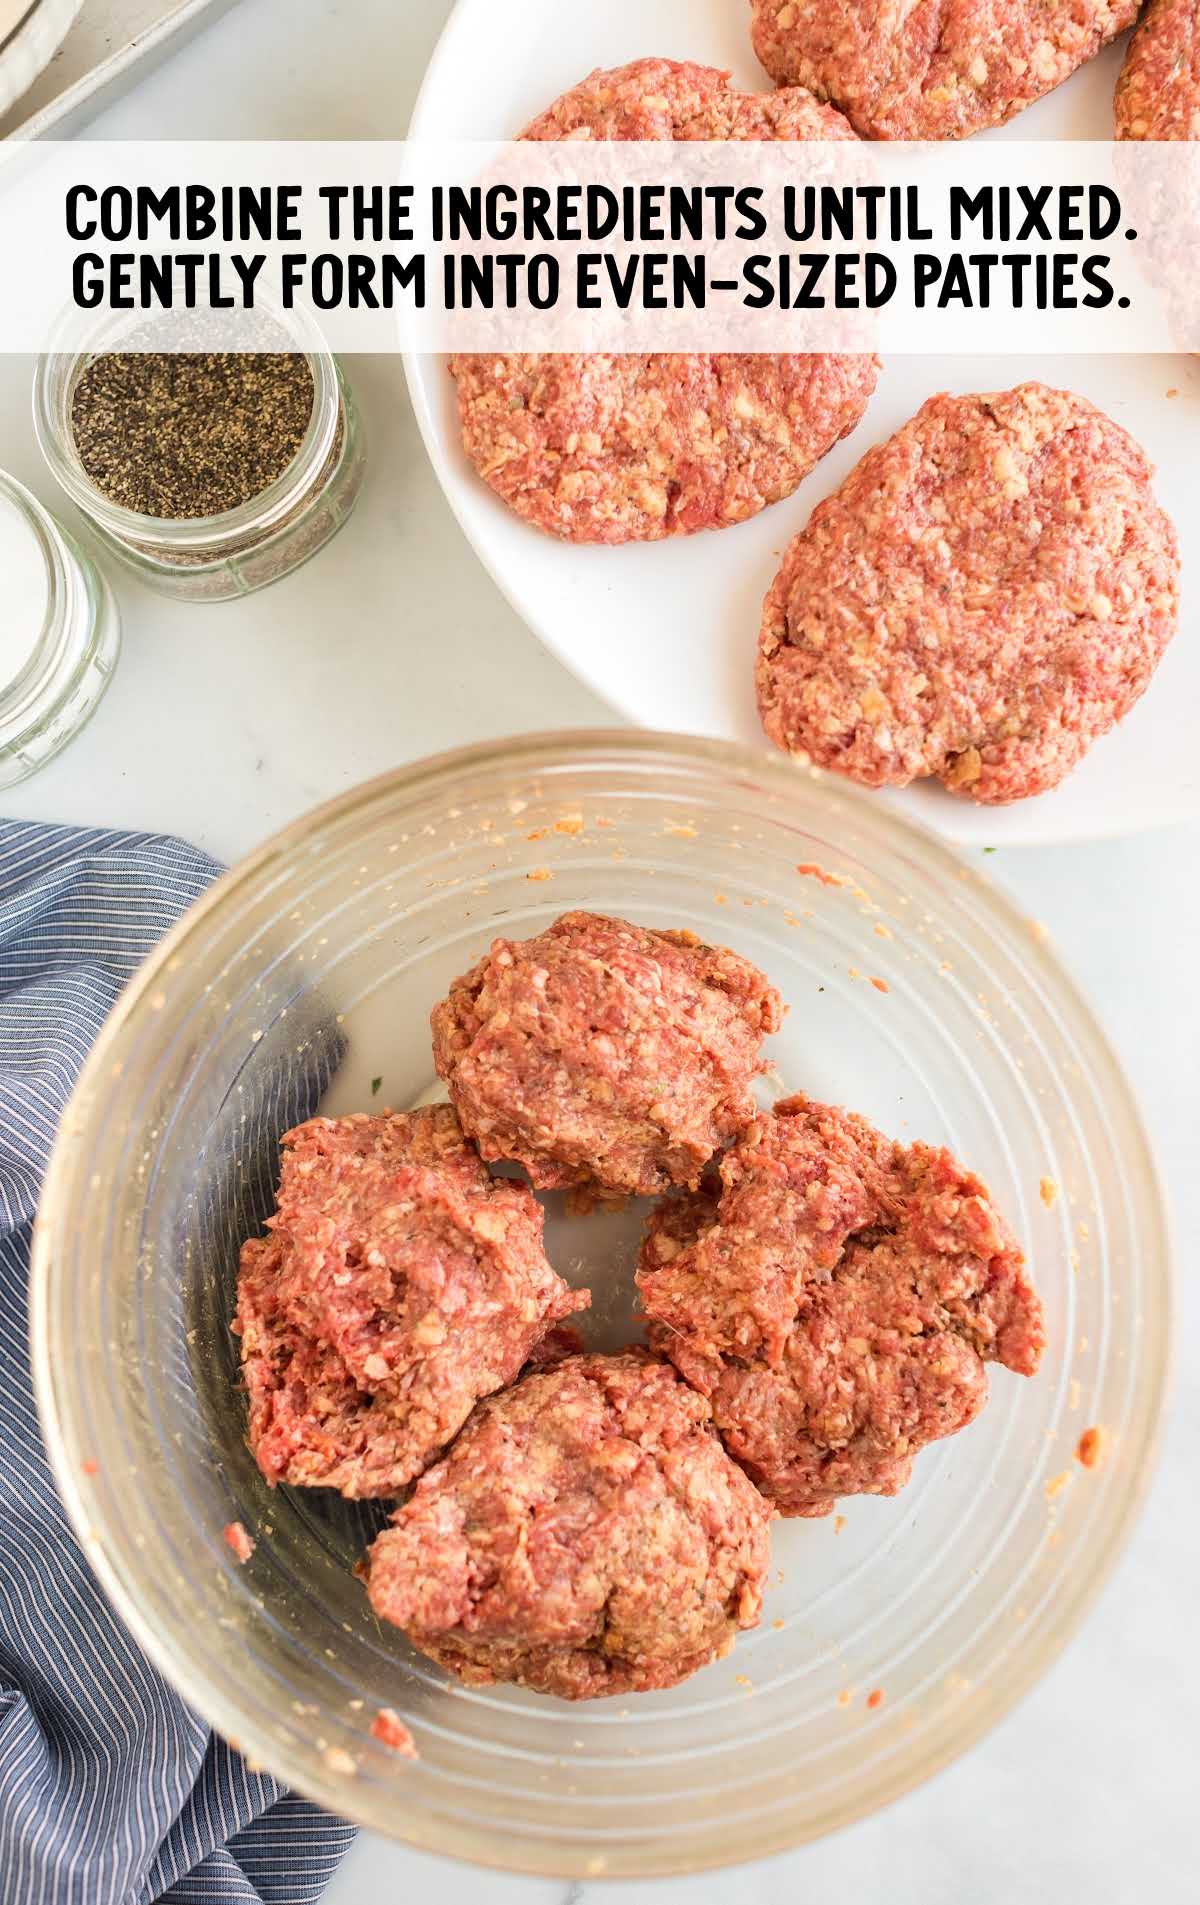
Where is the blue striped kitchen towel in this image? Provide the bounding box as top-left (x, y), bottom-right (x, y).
top-left (0, 822), bottom-right (355, 1905)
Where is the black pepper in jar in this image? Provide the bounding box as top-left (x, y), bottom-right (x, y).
top-left (69, 353), bottom-right (316, 520)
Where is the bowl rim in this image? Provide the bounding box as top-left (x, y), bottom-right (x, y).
top-left (30, 726), bottom-right (1176, 1876)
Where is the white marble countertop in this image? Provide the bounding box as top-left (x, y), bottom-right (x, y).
top-left (1, 3), bottom-right (1195, 1899)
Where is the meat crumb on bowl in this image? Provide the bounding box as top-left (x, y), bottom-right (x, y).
top-left (223, 1521), bottom-right (255, 1565)
top-left (1076, 1426), bottom-right (1105, 1469)
top-left (371, 1708), bottom-right (418, 1758)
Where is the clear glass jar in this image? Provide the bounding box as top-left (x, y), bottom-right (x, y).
top-left (0, 471), bottom-right (119, 788)
top-left (33, 340), bottom-right (365, 603)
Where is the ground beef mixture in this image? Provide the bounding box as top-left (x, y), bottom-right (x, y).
top-left (431, 912), bottom-right (784, 1198)
top-left (233, 1106), bottom-right (586, 1497)
top-left (749, 0), bottom-right (1139, 139)
top-left (637, 1096), bottom-right (1045, 1517)
top-left (449, 59), bottom-right (878, 545)
top-left (1115, 0), bottom-right (1200, 139)
top-left (452, 353), bottom-right (880, 546)
top-left (756, 384), bottom-right (1179, 804)
top-left (520, 55), bottom-right (857, 140)
top-left (364, 1351), bottom-right (773, 1698)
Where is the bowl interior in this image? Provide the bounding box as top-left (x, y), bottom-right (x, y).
top-left (33, 733), bottom-right (1169, 1878)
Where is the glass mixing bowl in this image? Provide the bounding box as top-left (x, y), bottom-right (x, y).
top-left (32, 731), bottom-right (1171, 1879)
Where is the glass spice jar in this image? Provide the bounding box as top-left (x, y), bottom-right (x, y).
top-left (33, 337), bottom-right (365, 604)
top-left (0, 470), bottom-right (120, 788)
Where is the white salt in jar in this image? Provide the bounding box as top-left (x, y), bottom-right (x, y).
top-left (0, 472), bottom-right (120, 787)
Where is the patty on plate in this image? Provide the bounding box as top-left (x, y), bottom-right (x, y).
top-left (431, 911), bottom-right (783, 1198)
top-left (756, 383), bottom-right (1179, 804)
top-left (1115, 0), bottom-right (1199, 139)
top-left (449, 58), bottom-right (878, 544)
top-left (749, 0), bottom-right (1140, 139)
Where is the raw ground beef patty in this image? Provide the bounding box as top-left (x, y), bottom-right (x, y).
top-left (637, 1096), bottom-right (1045, 1517)
top-left (233, 1106), bottom-right (586, 1497)
top-left (449, 59), bottom-right (878, 545)
top-left (756, 383), bottom-right (1179, 804)
top-left (364, 1351), bottom-right (774, 1698)
top-left (749, 0), bottom-right (1139, 139)
top-left (1115, 0), bottom-right (1200, 139)
top-left (431, 911), bottom-right (784, 1198)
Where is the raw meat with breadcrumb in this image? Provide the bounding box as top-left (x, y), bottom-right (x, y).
top-left (431, 912), bottom-right (783, 1198)
top-left (750, 0), bottom-right (1140, 140)
top-left (637, 1095), bottom-right (1044, 1517)
top-left (756, 383), bottom-right (1179, 804)
top-left (449, 58), bottom-right (877, 545)
top-left (233, 1106), bottom-right (586, 1497)
top-left (364, 1351), bottom-right (773, 1698)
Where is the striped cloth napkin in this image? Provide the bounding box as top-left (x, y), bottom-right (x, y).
top-left (0, 823), bottom-right (355, 1904)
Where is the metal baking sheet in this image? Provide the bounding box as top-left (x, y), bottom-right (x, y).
top-left (0, 0), bottom-right (238, 139)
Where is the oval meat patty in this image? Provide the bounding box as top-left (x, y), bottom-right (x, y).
top-left (520, 52), bottom-right (859, 140)
top-left (756, 383), bottom-right (1179, 804)
top-left (364, 1351), bottom-right (774, 1698)
top-left (431, 911), bottom-right (783, 1198)
top-left (750, 0), bottom-right (1140, 140)
top-left (1115, 0), bottom-right (1200, 139)
top-left (449, 58), bottom-right (878, 545)
top-left (233, 1106), bottom-right (586, 1497)
top-left (637, 1096), bottom-right (1045, 1517)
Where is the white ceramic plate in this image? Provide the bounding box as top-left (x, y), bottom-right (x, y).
top-left (406, 0), bottom-right (1199, 846)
